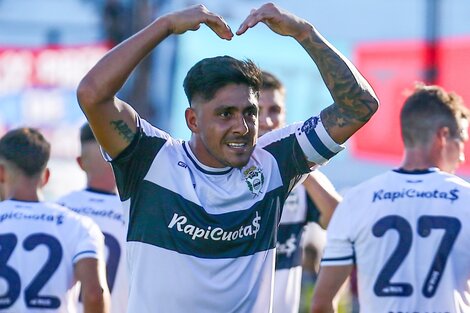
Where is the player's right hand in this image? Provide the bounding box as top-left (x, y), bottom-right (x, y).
top-left (163, 4), bottom-right (233, 40)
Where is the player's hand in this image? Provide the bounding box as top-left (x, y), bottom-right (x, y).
top-left (163, 4), bottom-right (233, 40)
top-left (236, 3), bottom-right (312, 41)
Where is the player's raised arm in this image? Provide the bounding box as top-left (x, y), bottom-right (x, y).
top-left (77, 4), bottom-right (233, 159)
top-left (237, 3), bottom-right (379, 152)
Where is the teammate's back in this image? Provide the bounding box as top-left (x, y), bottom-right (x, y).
top-left (0, 127), bottom-right (110, 313)
top-left (58, 189), bottom-right (127, 313)
top-left (57, 122), bottom-right (127, 313)
top-left (326, 168), bottom-right (470, 312)
top-left (0, 200), bottom-right (105, 312)
top-left (312, 84), bottom-right (470, 313)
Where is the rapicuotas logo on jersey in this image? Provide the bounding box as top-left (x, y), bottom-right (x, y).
top-left (243, 166), bottom-right (264, 196)
top-left (372, 188), bottom-right (459, 203)
top-left (276, 233), bottom-right (297, 258)
top-left (0, 212), bottom-right (64, 225)
top-left (168, 211), bottom-right (261, 242)
top-left (64, 206), bottom-right (125, 225)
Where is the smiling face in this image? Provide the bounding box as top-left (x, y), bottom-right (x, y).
top-left (186, 83), bottom-right (259, 168)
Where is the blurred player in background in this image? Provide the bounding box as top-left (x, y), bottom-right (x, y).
top-left (58, 123), bottom-right (128, 313)
top-left (311, 84), bottom-right (470, 313)
top-left (298, 223), bottom-right (328, 313)
top-left (0, 127), bottom-right (109, 313)
top-left (259, 71), bottom-right (342, 313)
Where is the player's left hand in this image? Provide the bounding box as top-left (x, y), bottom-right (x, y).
top-left (236, 3), bottom-right (312, 41)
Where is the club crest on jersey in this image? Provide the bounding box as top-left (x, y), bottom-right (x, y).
top-left (243, 166), bottom-right (264, 196)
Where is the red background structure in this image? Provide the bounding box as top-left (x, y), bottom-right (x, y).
top-left (352, 38), bottom-right (470, 174)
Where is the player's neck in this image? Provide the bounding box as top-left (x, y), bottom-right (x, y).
top-left (5, 176), bottom-right (43, 202)
top-left (8, 187), bottom-right (42, 202)
top-left (87, 180), bottom-right (117, 195)
top-left (400, 162), bottom-right (439, 172)
top-left (401, 149), bottom-right (439, 172)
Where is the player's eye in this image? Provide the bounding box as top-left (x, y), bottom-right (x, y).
top-left (270, 106), bottom-right (281, 114)
top-left (245, 107), bottom-right (258, 117)
top-left (219, 111), bottom-right (231, 118)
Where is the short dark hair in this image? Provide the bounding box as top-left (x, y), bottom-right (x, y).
top-left (400, 83), bottom-right (470, 147)
top-left (261, 70), bottom-right (284, 92)
top-left (0, 128), bottom-right (51, 176)
top-left (183, 55), bottom-right (262, 105)
top-left (80, 122), bottom-right (96, 144)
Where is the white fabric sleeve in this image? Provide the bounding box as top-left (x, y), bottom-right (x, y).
top-left (320, 195), bottom-right (355, 266)
top-left (101, 114), bottom-right (172, 162)
top-left (72, 216), bottom-right (105, 264)
top-left (295, 116), bottom-right (345, 165)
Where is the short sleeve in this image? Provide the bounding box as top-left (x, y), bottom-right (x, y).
top-left (320, 195), bottom-right (355, 266)
top-left (72, 216), bottom-right (105, 264)
top-left (109, 116), bottom-right (171, 201)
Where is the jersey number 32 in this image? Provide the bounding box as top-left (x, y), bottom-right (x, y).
top-left (0, 233), bottom-right (62, 309)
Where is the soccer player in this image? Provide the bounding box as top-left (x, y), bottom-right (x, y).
top-left (311, 84), bottom-right (470, 313)
top-left (58, 123), bottom-right (128, 313)
top-left (259, 71), bottom-right (342, 313)
top-left (0, 128), bottom-right (110, 313)
top-left (76, 3), bottom-right (378, 312)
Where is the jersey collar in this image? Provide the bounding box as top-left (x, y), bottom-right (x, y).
top-left (85, 187), bottom-right (117, 196)
top-left (9, 199), bottom-right (40, 203)
top-left (393, 167), bottom-right (440, 175)
top-left (183, 142), bottom-right (233, 175)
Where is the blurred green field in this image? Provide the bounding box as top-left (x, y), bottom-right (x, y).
top-left (299, 281), bottom-right (353, 313)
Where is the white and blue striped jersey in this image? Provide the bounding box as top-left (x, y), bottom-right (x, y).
top-left (0, 199), bottom-right (104, 313)
top-left (273, 184), bottom-right (320, 313)
top-left (322, 168), bottom-right (470, 313)
top-left (108, 115), bottom-right (343, 313)
top-left (58, 189), bottom-right (128, 313)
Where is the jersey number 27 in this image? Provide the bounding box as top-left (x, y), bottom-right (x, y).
top-left (372, 215), bottom-right (461, 298)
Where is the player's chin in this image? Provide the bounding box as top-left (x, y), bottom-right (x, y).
top-left (226, 153), bottom-right (252, 169)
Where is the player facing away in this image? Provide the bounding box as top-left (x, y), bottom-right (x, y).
top-left (259, 71), bottom-right (342, 313)
top-left (311, 84), bottom-right (470, 313)
top-left (76, 3), bottom-right (378, 312)
top-left (0, 128), bottom-right (110, 313)
top-left (58, 123), bottom-right (128, 313)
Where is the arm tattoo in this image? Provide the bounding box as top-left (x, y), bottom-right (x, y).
top-left (300, 32), bottom-right (378, 131)
top-left (110, 120), bottom-right (135, 143)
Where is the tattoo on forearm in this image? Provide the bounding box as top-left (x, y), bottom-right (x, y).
top-left (300, 32), bottom-right (378, 130)
top-left (110, 120), bottom-right (134, 142)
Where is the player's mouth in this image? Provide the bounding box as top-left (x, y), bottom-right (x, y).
top-left (227, 142), bottom-right (248, 150)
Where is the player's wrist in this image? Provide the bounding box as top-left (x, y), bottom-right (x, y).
top-left (154, 14), bottom-right (176, 37)
top-left (291, 21), bottom-right (314, 42)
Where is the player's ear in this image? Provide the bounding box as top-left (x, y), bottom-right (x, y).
top-left (436, 126), bottom-right (451, 148)
top-left (0, 164), bottom-right (5, 183)
top-left (40, 167), bottom-right (50, 188)
top-left (76, 156), bottom-right (85, 170)
top-left (185, 107), bottom-right (199, 133)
